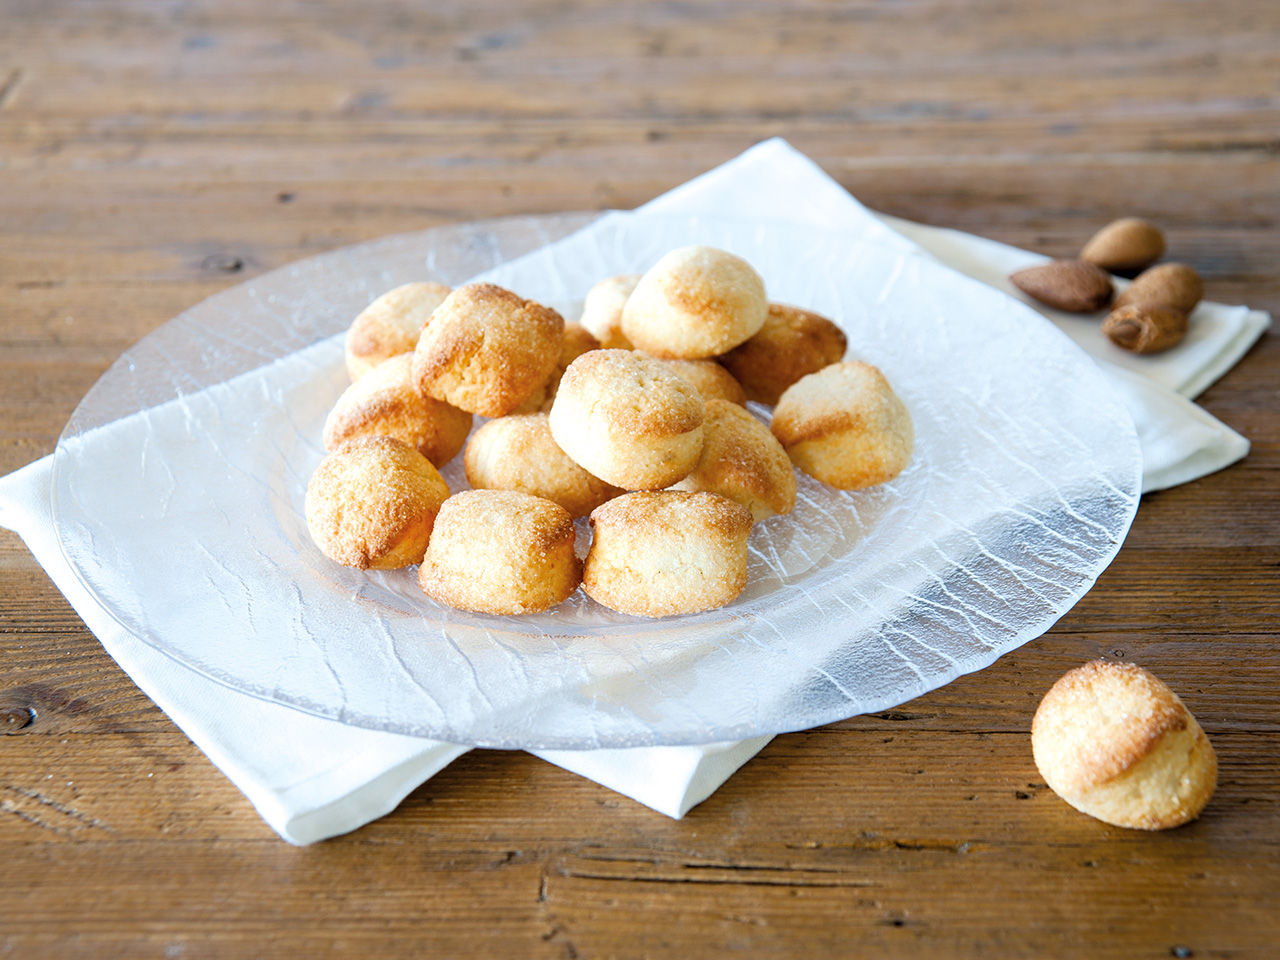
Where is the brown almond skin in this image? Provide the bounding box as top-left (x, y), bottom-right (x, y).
top-left (1114, 263), bottom-right (1204, 314)
top-left (1010, 260), bottom-right (1114, 313)
top-left (1080, 218), bottom-right (1166, 273)
top-left (1102, 304), bottom-right (1189, 354)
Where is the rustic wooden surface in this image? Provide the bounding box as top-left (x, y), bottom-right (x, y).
top-left (2, 1), bottom-right (1277, 956)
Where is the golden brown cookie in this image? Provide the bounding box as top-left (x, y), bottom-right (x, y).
top-left (718, 303), bottom-right (848, 405)
top-left (323, 353), bottom-right (473, 467)
top-left (464, 412), bottom-right (621, 518)
top-left (418, 490), bottom-right (581, 615)
top-left (579, 274), bottom-right (639, 349)
top-left (547, 349), bottom-right (706, 490)
top-left (621, 246), bottom-right (768, 359)
top-left (771, 361), bottom-right (913, 490)
top-left (344, 281), bottom-right (451, 381)
top-left (583, 491), bottom-right (752, 618)
top-left (1032, 661), bottom-right (1217, 830)
top-left (657, 358), bottom-right (747, 406)
top-left (669, 399), bottom-right (796, 521)
top-left (304, 435), bottom-right (450, 570)
top-left (411, 282), bottom-right (564, 417)
top-left (514, 323), bottom-right (602, 413)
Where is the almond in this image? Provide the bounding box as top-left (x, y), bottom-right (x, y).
top-left (1009, 260), bottom-right (1114, 313)
top-left (1114, 263), bottom-right (1204, 314)
top-left (1080, 218), bottom-right (1166, 273)
top-left (1102, 303), bottom-right (1188, 354)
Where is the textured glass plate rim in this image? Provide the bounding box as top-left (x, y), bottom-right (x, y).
top-left (49, 211), bottom-right (1143, 749)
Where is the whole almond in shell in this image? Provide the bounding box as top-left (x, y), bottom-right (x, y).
top-left (1080, 218), bottom-right (1166, 273)
top-left (1114, 263), bottom-right (1204, 314)
top-left (1009, 260), bottom-right (1114, 313)
top-left (1102, 303), bottom-right (1188, 354)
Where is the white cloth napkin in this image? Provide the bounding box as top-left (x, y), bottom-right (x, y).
top-left (650, 139), bottom-right (1265, 493)
top-left (880, 215), bottom-right (1271, 401)
top-left (1, 139), bottom-right (1266, 844)
top-left (0, 455), bottom-right (770, 842)
top-left (878, 214), bottom-right (1265, 491)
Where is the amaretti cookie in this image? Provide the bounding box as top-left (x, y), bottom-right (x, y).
top-left (345, 281), bottom-right (451, 381)
top-left (322, 353), bottom-right (473, 467)
top-left (464, 412), bottom-right (621, 518)
top-left (1032, 661), bottom-right (1217, 830)
top-left (658, 358), bottom-right (747, 406)
top-left (514, 322), bottom-right (601, 413)
top-left (718, 303), bottom-right (848, 405)
top-left (670, 400), bottom-right (796, 521)
top-left (583, 491), bottom-right (752, 618)
top-left (411, 282), bottom-right (564, 417)
top-left (418, 490), bottom-right (581, 615)
top-left (771, 361), bottom-right (913, 490)
top-left (621, 246), bottom-right (768, 359)
top-left (304, 435), bottom-right (449, 570)
top-left (548, 349), bottom-right (706, 490)
top-left (579, 274), bottom-right (638, 349)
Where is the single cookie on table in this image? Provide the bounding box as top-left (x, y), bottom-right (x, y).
top-left (771, 361), bottom-right (913, 490)
top-left (718, 303), bottom-right (848, 405)
top-left (345, 281), bottom-right (451, 381)
top-left (583, 491), bottom-right (752, 618)
top-left (1032, 661), bottom-right (1217, 830)
top-left (411, 282), bottom-right (564, 417)
top-left (669, 400), bottom-right (795, 522)
top-left (548, 349), bottom-right (706, 490)
top-left (579, 274), bottom-right (638, 349)
top-left (656, 358), bottom-right (747, 406)
top-left (464, 412), bottom-right (622, 518)
top-left (514, 322), bottom-right (601, 413)
top-left (621, 245), bottom-right (768, 359)
top-left (304, 435), bottom-right (449, 570)
top-left (323, 353), bottom-right (473, 467)
top-left (418, 490), bottom-right (581, 615)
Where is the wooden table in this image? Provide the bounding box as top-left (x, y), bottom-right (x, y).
top-left (2, 2), bottom-right (1277, 956)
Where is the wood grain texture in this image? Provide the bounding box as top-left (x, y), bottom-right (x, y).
top-left (1, 0), bottom-right (1278, 956)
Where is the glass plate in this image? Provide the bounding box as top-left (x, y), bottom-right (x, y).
top-left (51, 212), bottom-right (1141, 749)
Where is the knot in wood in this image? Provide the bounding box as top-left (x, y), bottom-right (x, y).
top-left (201, 254), bottom-right (245, 274)
top-left (2, 704), bottom-right (35, 732)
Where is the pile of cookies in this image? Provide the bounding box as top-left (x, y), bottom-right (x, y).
top-left (305, 244), bottom-right (913, 618)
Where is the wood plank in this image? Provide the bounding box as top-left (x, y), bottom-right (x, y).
top-left (0, 732), bottom-right (1275, 956)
